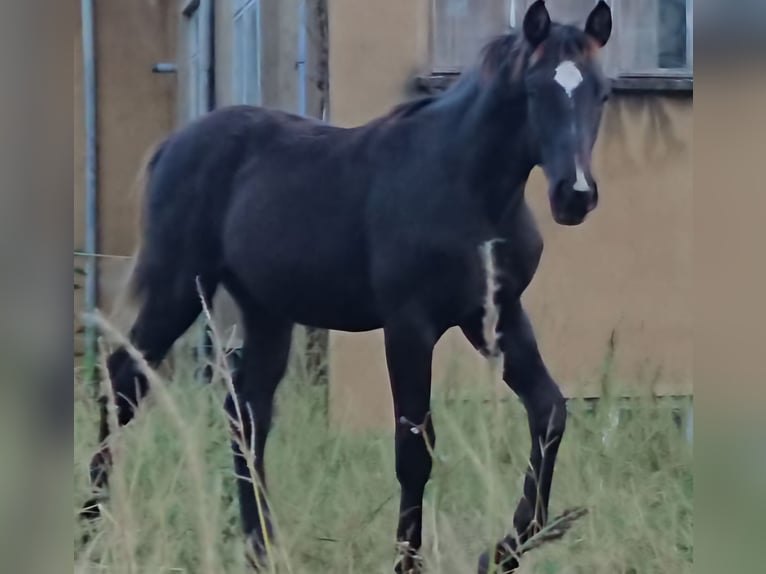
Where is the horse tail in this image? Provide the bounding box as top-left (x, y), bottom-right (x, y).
top-left (108, 139), bottom-right (168, 327)
top-left (111, 111), bottom-right (252, 339)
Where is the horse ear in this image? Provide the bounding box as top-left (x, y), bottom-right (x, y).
top-left (585, 1), bottom-right (613, 47)
top-left (523, 0), bottom-right (551, 50)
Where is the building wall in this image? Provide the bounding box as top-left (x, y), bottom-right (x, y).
top-left (327, 0), bottom-right (692, 430)
top-left (74, 1), bottom-right (323, 353)
top-left (74, 1), bottom-right (178, 353)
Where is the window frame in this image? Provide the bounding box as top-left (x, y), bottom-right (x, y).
top-left (609, 0), bottom-right (692, 92)
top-left (425, 0), bottom-right (693, 94)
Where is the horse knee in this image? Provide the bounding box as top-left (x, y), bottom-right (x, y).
top-left (395, 420), bottom-right (435, 491)
top-left (549, 395), bottom-right (567, 437)
top-left (224, 392), bottom-right (250, 433)
top-left (533, 398), bottom-right (567, 451)
top-left (225, 391), bottom-right (274, 444)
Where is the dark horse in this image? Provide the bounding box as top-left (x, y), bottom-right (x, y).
top-left (82, 2), bottom-right (613, 572)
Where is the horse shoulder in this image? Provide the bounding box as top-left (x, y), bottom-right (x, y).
top-left (493, 201), bottom-right (544, 298)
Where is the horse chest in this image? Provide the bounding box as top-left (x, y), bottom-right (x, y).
top-left (372, 226), bottom-right (542, 328)
top-left (369, 189), bottom-right (543, 325)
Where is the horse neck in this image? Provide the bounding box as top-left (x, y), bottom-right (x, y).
top-left (438, 72), bottom-right (537, 221)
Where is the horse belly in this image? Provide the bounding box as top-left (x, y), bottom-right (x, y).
top-left (224, 241), bottom-right (381, 332)
top-left (223, 169), bottom-right (382, 330)
top-left (272, 268), bottom-right (382, 331)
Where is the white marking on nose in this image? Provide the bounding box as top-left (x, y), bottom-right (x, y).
top-left (554, 61), bottom-right (583, 98)
top-left (574, 161), bottom-right (590, 192)
top-left (480, 240), bottom-right (502, 357)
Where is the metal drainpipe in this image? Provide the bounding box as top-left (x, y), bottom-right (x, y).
top-left (81, 0), bottom-right (98, 377)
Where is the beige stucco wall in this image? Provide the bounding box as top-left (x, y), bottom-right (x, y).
top-left (327, 0), bottom-right (692, 430)
top-left (74, 1), bottom-right (177, 354)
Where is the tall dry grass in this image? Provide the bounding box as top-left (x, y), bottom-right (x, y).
top-left (74, 318), bottom-right (692, 574)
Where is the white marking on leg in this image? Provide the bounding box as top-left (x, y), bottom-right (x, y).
top-left (574, 160), bottom-right (590, 192)
top-left (480, 240), bottom-right (502, 357)
top-left (553, 61), bottom-right (583, 98)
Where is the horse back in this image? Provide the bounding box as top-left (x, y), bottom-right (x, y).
top-left (217, 106), bottom-right (385, 329)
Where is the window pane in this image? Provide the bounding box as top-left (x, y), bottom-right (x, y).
top-left (616, 0), bottom-right (691, 74)
top-left (431, 0), bottom-right (509, 71)
top-left (658, 0), bottom-right (688, 69)
top-left (233, 16), bottom-right (245, 102)
top-left (244, 3), bottom-right (261, 104)
top-left (233, 2), bottom-right (261, 105)
top-left (186, 10), bottom-right (202, 119)
top-left (537, 0), bottom-right (599, 28)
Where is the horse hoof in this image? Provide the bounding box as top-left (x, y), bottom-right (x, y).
top-left (244, 532), bottom-right (275, 572)
top-left (477, 547), bottom-right (520, 574)
top-left (245, 553), bottom-right (265, 572)
top-left (79, 497), bottom-right (103, 522)
top-left (394, 559), bottom-right (424, 574)
top-left (245, 548), bottom-right (268, 572)
top-left (394, 543), bottom-right (424, 574)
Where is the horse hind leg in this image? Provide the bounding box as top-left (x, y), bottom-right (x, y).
top-left (80, 272), bottom-right (217, 521)
top-left (223, 306), bottom-right (293, 569)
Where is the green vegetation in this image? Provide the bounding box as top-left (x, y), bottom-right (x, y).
top-left (74, 346), bottom-right (692, 574)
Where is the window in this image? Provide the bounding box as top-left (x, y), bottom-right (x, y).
top-left (611, 0), bottom-right (692, 78)
top-left (431, 0), bottom-right (509, 72)
top-left (430, 1), bottom-right (693, 87)
top-left (232, 0), bottom-right (262, 105)
top-left (183, 0), bottom-right (211, 119)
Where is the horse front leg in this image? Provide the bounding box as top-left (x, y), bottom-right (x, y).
top-left (478, 300), bottom-right (568, 574)
top-left (384, 314), bottom-right (438, 574)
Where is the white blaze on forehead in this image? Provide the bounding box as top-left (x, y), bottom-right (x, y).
top-left (555, 61), bottom-right (589, 192)
top-left (554, 60), bottom-right (583, 98)
top-left (574, 160), bottom-right (590, 192)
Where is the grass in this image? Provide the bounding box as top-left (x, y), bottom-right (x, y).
top-left (74, 332), bottom-right (692, 574)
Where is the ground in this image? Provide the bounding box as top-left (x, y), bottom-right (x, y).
top-left (74, 339), bottom-right (692, 574)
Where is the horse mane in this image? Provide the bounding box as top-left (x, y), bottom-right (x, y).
top-left (381, 23), bottom-right (593, 122)
top-left (478, 30), bottom-right (528, 83)
top-left (386, 95), bottom-right (440, 120)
